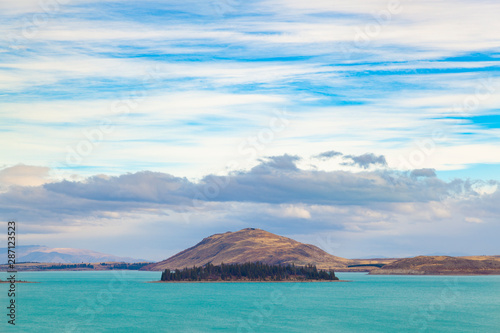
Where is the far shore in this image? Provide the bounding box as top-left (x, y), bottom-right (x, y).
top-left (370, 272), bottom-right (500, 276)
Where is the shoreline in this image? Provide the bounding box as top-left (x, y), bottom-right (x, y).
top-left (370, 268), bottom-right (500, 276)
top-left (147, 279), bottom-right (351, 283)
top-left (369, 273), bottom-right (500, 276)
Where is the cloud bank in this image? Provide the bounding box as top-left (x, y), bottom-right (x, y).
top-left (1, 154), bottom-right (498, 259)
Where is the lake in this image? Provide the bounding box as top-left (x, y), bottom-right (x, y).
top-left (1, 271), bottom-right (499, 332)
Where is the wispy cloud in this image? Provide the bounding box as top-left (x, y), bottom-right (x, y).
top-left (313, 150), bottom-right (343, 160)
top-left (342, 153), bottom-right (387, 169)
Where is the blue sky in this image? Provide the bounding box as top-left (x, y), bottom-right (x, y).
top-left (0, 0), bottom-right (499, 260)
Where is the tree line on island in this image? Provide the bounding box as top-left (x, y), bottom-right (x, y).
top-left (160, 262), bottom-right (339, 282)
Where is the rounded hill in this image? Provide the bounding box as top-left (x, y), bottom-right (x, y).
top-left (142, 228), bottom-right (349, 270)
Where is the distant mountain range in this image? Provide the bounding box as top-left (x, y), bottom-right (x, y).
top-left (142, 228), bottom-right (350, 271)
top-left (1, 245), bottom-right (148, 264)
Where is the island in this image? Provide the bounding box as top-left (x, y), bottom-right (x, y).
top-left (142, 228), bottom-right (349, 271)
top-left (159, 262), bottom-right (340, 282)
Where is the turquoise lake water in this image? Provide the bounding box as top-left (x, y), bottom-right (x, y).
top-left (1, 271), bottom-right (499, 332)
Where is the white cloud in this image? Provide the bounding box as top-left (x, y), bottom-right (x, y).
top-left (465, 217), bottom-right (483, 224)
top-left (0, 164), bottom-right (51, 190)
top-left (278, 205), bottom-right (311, 219)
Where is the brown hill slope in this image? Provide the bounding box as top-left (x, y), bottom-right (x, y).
top-left (370, 255), bottom-right (500, 275)
top-left (142, 228), bottom-right (349, 271)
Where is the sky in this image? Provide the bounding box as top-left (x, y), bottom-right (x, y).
top-left (0, 0), bottom-right (499, 261)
